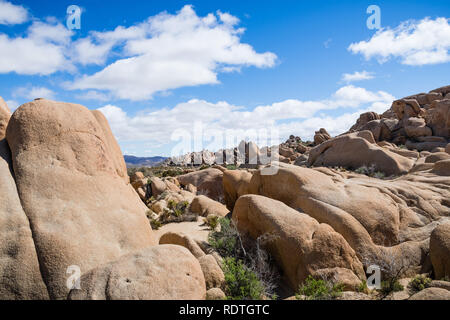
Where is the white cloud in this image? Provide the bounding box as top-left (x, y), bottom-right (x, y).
top-left (14, 86), bottom-right (55, 100)
top-left (348, 17), bottom-right (450, 65)
top-left (0, 1), bottom-right (28, 25)
top-left (0, 20), bottom-right (73, 75)
top-left (76, 90), bottom-right (110, 101)
top-left (98, 85), bottom-right (394, 154)
top-left (341, 71), bottom-right (374, 82)
top-left (69, 5), bottom-right (277, 100)
top-left (5, 100), bottom-right (19, 111)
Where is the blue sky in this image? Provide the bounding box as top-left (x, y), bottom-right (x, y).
top-left (0, 0), bottom-right (449, 156)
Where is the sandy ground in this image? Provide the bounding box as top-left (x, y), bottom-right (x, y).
top-left (153, 217), bottom-right (211, 243)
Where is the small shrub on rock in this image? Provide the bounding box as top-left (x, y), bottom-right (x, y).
top-left (409, 275), bottom-right (432, 292)
top-left (222, 257), bottom-right (265, 300)
top-left (208, 218), bottom-right (242, 258)
top-left (380, 279), bottom-right (404, 296)
top-left (296, 276), bottom-right (344, 300)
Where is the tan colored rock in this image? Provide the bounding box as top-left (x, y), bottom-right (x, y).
top-left (425, 152), bottom-right (450, 164)
top-left (308, 131), bottom-right (414, 176)
top-left (150, 176), bottom-right (167, 198)
top-left (247, 162), bottom-right (448, 275)
top-left (190, 195), bottom-right (229, 217)
top-left (312, 267), bottom-right (362, 291)
top-left (426, 99), bottom-right (450, 138)
top-left (177, 168), bottom-right (224, 201)
top-left (151, 200), bottom-right (167, 214)
top-left (186, 183), bottom-right (197, 194)
top-left (430, 85), bottom-right (450, 96)
top-left (136, 187), bottom-right (146, 200)
top-left (223, 169), bottom-right (252, 210)
top-left (337, 292), bottom-right (371, 300)
top-left (6, 99), bottom-right (155, 299)
top-left (445, 144), bottom-right (450, 154)
top-left (432, 160), bottom-right (450, 176)
top-left (404, 117), bottom-right (432, 138)
top-left (206, 288), bottom-right (226, 300)
top-left (406, 139), bottom-right (448, 152)
top-left (0, 139), bottom-right (49, 300)
top-left (430, 222), bottom-right (450, 280)
top-left (314, 128), bottom-right (331, 145)
top-left (68, 245), bottom-right (206, 300)
top-left (430, 280), bottom-right (450, 291)
top-left (159, 232), bottom-right (205, 259)
top-left (392, 99), bottom-right (421, 120)
top-left (130, 171), bottom-right (144, 183)
top-left (409, 287), bottom-right (450, 300)
top-left (165, 179), bottom-right (181, 193)
top-left (232, 195), bottom-right (365, 290)
top-left (91, 110), bottom-right (129, 183)
top-left (0, 97), bottom-right (10, 139)
top-left (198, 254), bottom-right (225, 290)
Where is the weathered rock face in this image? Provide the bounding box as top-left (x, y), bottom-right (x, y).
top-left (223, 169), bottom-right (253, 211)
top-left (232, 195), bottom-right (365, 290)
top-left (430, 222), bottom-right (450, 280)
top-left (177, 168), bottom-right (224, 202)
top-left (246, 162), bottom-right (450, 275)
top-left (0, 97), bottom-right (10, 139)
top-left (409, 287), bottom-right (450, 300)
top-left (314, 128), bottom-right (331, 145)
top-left (6, 99), bottom-right (156, 299)
top-left (308, 131), bottom-right (415, 176)
top-left (0, 103), bottom-right (49, 300)
top-left (190, 195), bottom-right (229, 218)
top-left (426, 99), bottom-right (450, 138)
top-left (68, 245), bottom-right (206, 300)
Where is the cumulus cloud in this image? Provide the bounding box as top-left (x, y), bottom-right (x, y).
top-left (69, 5), bottom-right (277, 100)
top-left (0, 5), bottom-right (275, 99)
top-left (0, 0), bottom-right (28, 25)
top-left (341, 71), bottom-right (374, 82)
top-left (98, 85), bottom-right (394, 154)
top-left (0, 20), bottom-right (73, 75)
top-left (14, 86), bottom-right (56, 100)
top-left (348, 17), bottom-right (450, 65)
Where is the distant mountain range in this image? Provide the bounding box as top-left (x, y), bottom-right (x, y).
top-left (124, 155), bottom-right (168, 167)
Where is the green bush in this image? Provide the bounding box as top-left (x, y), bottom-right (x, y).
top-left (296, 276), bottom-right (344, 300)
top-left (357, 280), bottom-right (369, 294)
top-left (206, 215), bottom-right (219, 230)
top-left (409, 275), bottom-right (432, 292)
top-left (380, 279), bottom-right (404, 295)
top-left (226, 165), bottom-right (237, 170)
top-left (208, 218), bottom-right (241, 258)
top-left (222, 257), bottom-right (265, 300)
top-left (150, 218), bottom-right (162, 230)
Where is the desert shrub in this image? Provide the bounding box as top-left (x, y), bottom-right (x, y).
top-left (380, 279), bottom-right (404, 295)
top-left (409, 275), bottom-right (432, 292)
top-left (296, 276), bottom-right (344, 300)
top-left (162, 168), bottom-right (184, 177)
top-left (357, 280), bottom-right (369, 294)
top-left (150, 218), bottom-right (162, 230)
top-left (226, 164), bottom-right (237, 170)
top-left (222, 257), bottom-right (265, 300)
top-left (208, 218), bottom-right (279, 299)
top-left (208, 218), bottom-right (242, 258)
top-left (398, 144), bottom-right (407, 150)
top-left (354, 165), bottom-right (386, 179)
top-left (205, 215), bottom-right (220, 230)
